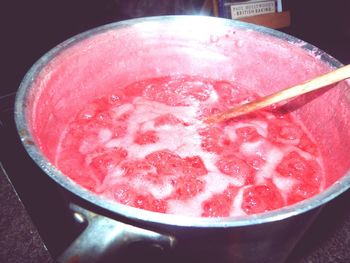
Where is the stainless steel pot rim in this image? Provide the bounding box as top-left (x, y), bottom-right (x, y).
top-left (14, 15), bottom-right (350, 228)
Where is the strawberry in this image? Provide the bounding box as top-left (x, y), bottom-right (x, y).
top-left (242, 183), bottom-right (284, 214)
top-left (90, 147), bottom-right (128, 182)
top-left (134, 130), bottom-right (159, 145)
top-left (202, 185), bottom-right (238, 217)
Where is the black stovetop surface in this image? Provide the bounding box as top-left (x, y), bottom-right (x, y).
top-left (1, 1), bottom-right (350, 262)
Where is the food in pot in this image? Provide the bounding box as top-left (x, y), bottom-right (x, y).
top-left (56, 75), bottom-right (324, 217)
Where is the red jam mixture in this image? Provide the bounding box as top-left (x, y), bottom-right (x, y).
top-left (56, 75), bottom-right (324, 217)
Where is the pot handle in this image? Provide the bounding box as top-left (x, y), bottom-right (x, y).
top-left (57, 203), bottom-right (176, 263)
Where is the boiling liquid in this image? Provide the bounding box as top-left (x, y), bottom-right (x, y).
top-left (56, 76), bottom-right (324, 217)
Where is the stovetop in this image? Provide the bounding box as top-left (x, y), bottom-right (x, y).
top-left (1, 1), bottom-right (350, 262)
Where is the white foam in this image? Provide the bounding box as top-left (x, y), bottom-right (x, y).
top-left (283, 145), bottom-right (315, 160)
top-left (99, 128), bottom-right (112, 143)
top-left (103, 98), bottom-right (214, 172)
top-left (79, 136), bottom-right (99, 155)
top-left (167, 189), bottom-right (213, 217)
top-left (132, 176), bottom-right (174, 199)
top-left (110, 167), bottom-right (125, 178)
top-left (230, 187), bottom-right (246, 216)
top-left (94, 167), bottom-right (127, 194)
top-left (255, 143), bottom-right (284, 183)
top-left (206, 172), bottom-right (244, 191)
top-left (204, 87), bottom-right (219, 104)
top-left (133, 97), bottom-right (198, 122)
top-left (112, 103), bottom-right (134, 118)
top-left (273, 175), bottom-right (297, 198)
top-left (249, 120), bottom-right (268, 137)
top-left (224, 126), bottom-right (238, 142)
top-left (240, 140), bottom-right (263, 156)
top-left (167, 171), bottom-right (245, 217)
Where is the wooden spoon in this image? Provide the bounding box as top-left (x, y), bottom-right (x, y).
top-left (205, 64), bottom-right (350, 124)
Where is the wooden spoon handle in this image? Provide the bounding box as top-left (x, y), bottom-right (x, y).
top-left (205, 64), bottom-right (350, 124)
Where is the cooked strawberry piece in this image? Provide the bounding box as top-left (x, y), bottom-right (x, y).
top-left (114, 183), bottom-right (168, 213)
top-left (146, 150), bottom-right (184, 175)
top-left (276, 151), bottom-right (316, 180)
top-left (113, 183), bottom-right (136, 206)
top-left (202, 185), bottom-right (238, 217)
top-left (134, 130), bottom-right (159, 145)
top-left (170, 176), bottom-right (205, 200)
top-left (143, 78), bottom-right (185, 106)
top-left (236, 126), bottom-right (261, 142)
top-left (214, 81), bottom-right (258, 107)
top-left (183, 156), bottom-right (208, 176)
top-left (121, 160), bottom-right (154, 178)
top-left (199, 126), bottom-right (225, 154)
top-left (287, 179), bottom-right (321, 205)
top-left (245, 155), bottom-right (266, 171)
top-left (111, 122), bottom-right (128, 138)
top-left (181, 80), bottom-right (211, 101)
top-left (242, 183), bottom-right (284, 214)
top-left (268, 119), bottom-right (303, 142)
top-left (286, 163), bottom-right (322, 205)
top-left (134, 195), bottom-right (168, 213)
top-left (90, 147), bottom-right (128, 182)
top-left (154, 114), bottom-right (183, 127)
top-left (217, 155), bottom-right (254, 184)
top-left (298, 134), bottom-right (318, 155)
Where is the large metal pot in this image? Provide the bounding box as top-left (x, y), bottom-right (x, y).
top-left (15, 16), bottom-right (350, 263)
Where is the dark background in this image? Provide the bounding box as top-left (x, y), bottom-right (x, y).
top-left (1, 1), bottom-right (349, 262)
top-left (1, 0), bottom-right (350, 97)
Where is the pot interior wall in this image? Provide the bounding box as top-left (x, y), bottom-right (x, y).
top-left (26, 19), bottom-right (350, 189)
